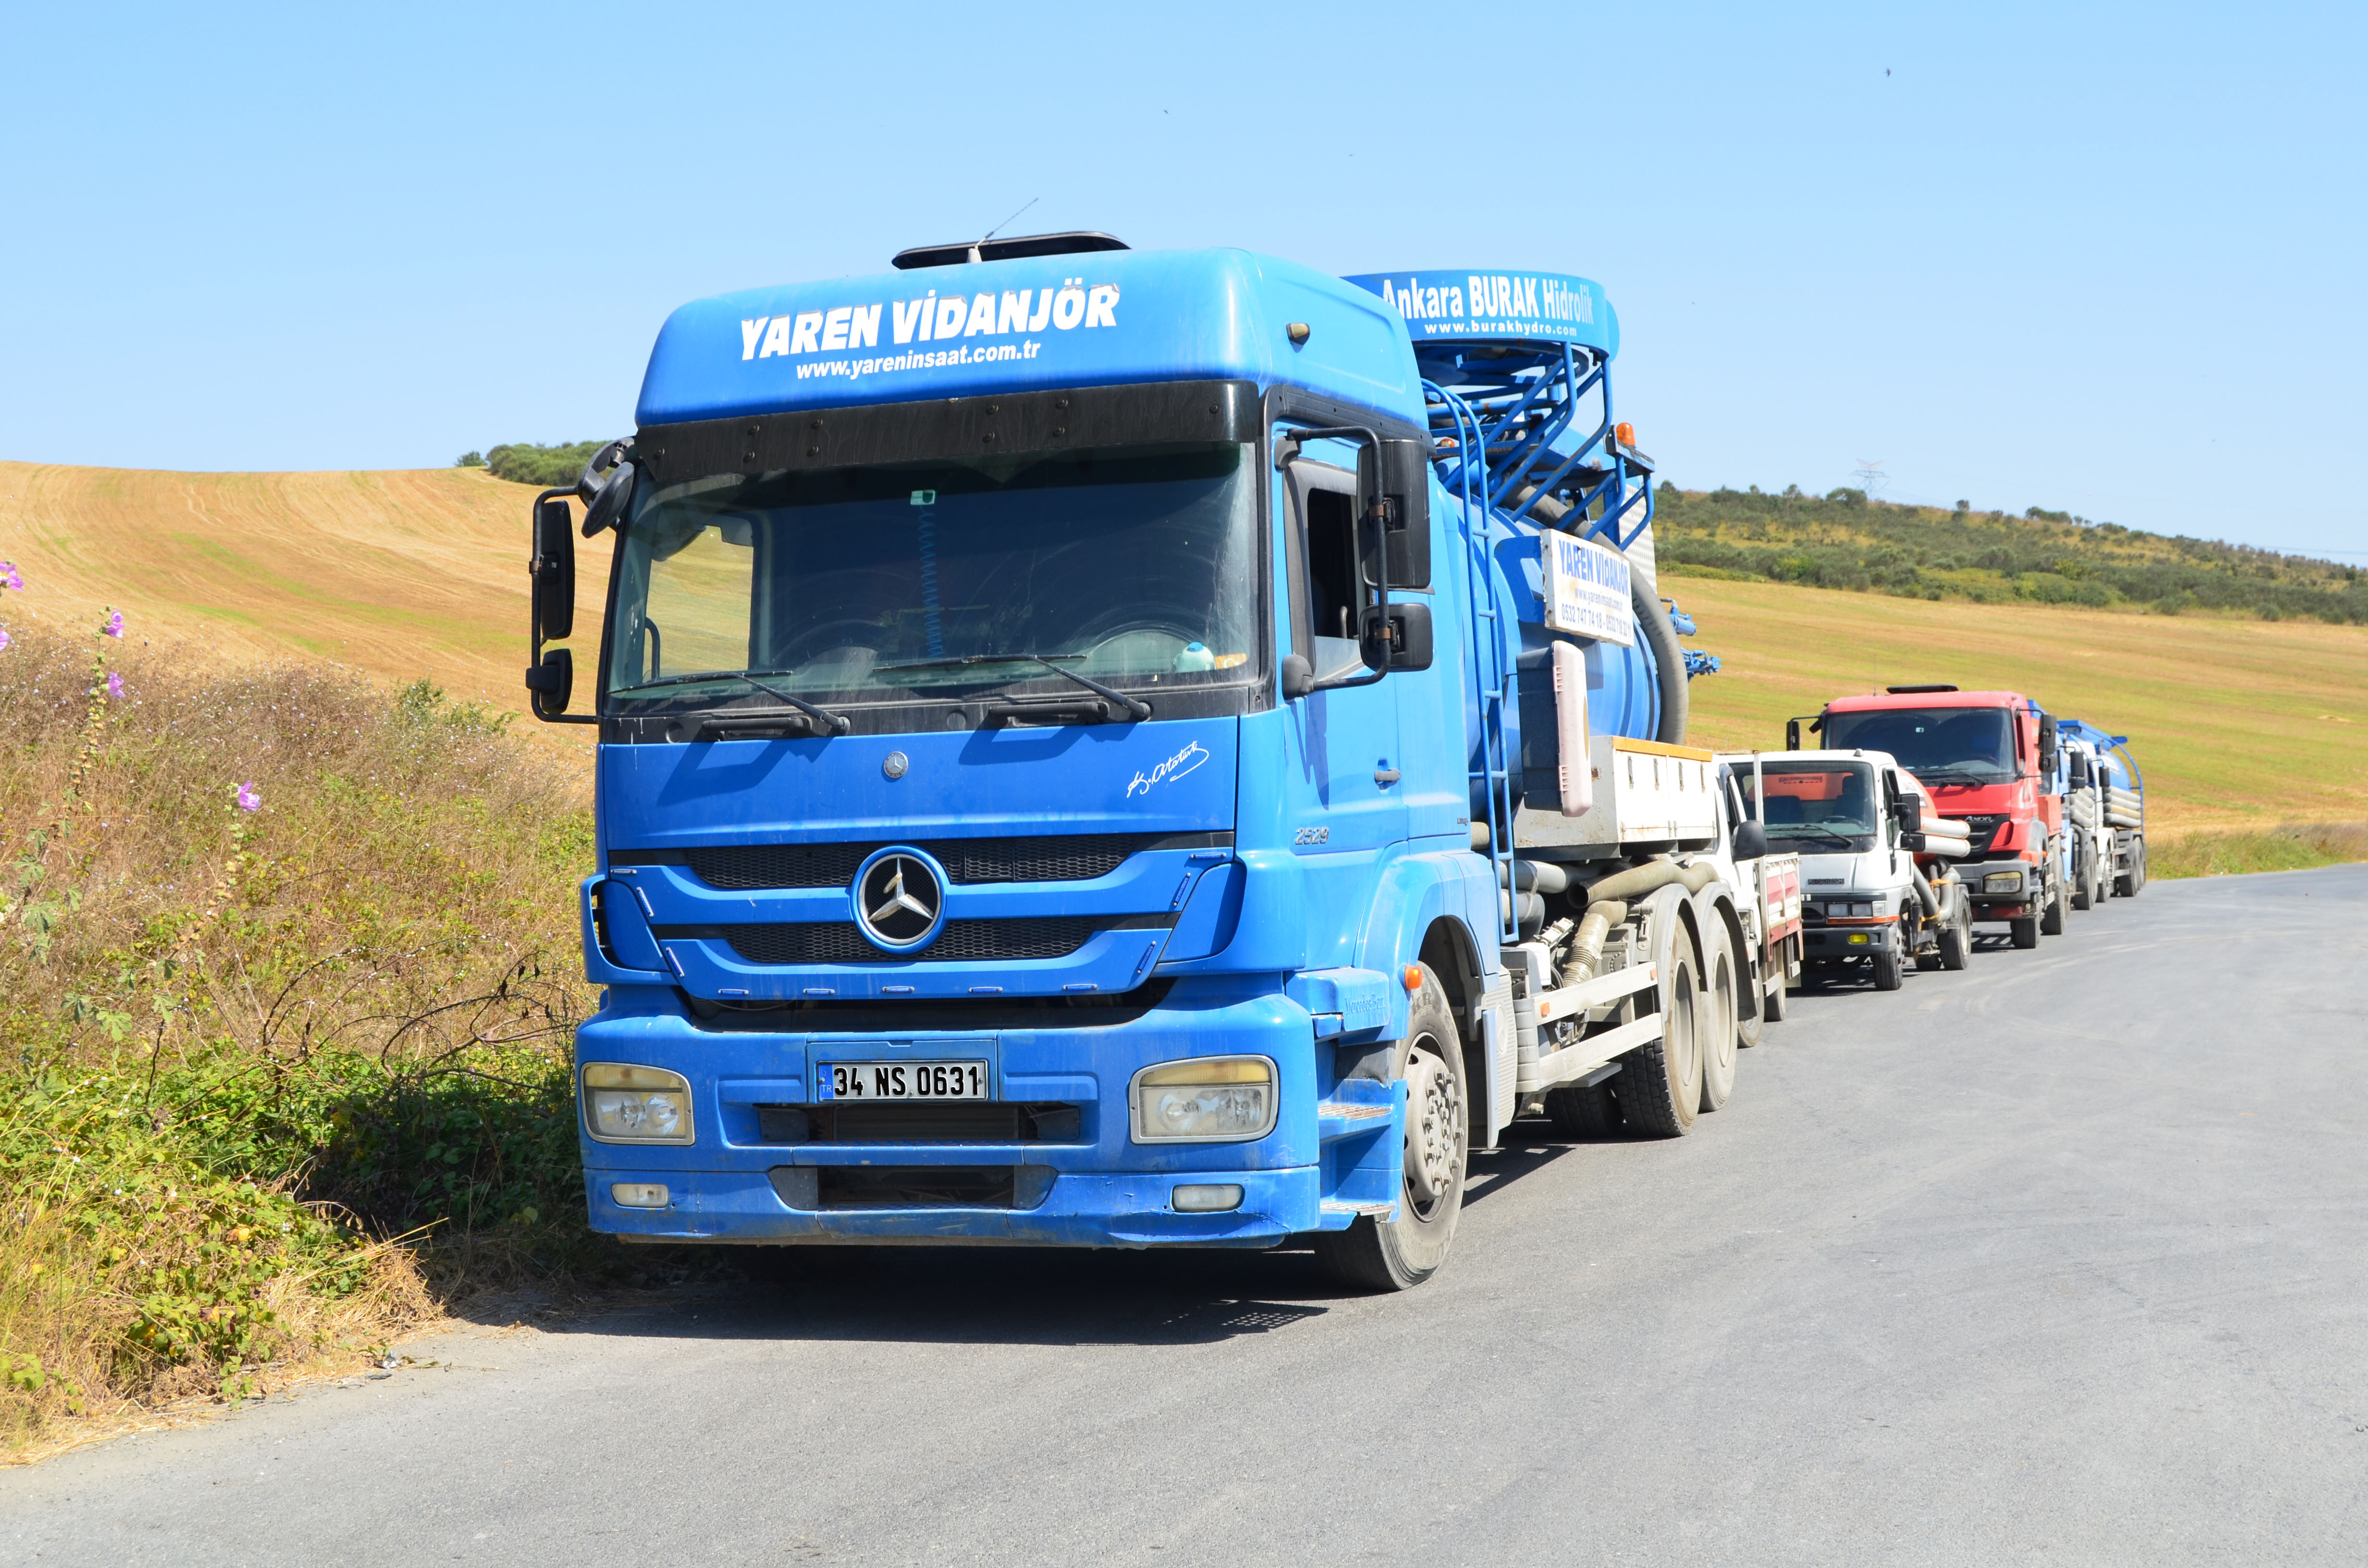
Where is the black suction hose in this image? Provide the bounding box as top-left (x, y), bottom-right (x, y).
top-left (1631, 570), bottom-right (1690, 745)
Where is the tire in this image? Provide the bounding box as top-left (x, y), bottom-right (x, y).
top-left (1544, 1078), bottom-right (1621, 1139)
top-left (1313, 963), bottom-right (1468, 1292)
top-left (1872, 943), bottom-right (1904, 991)
top-left (1700, 927), bottom-right (1739, 1112)
top-left (1737, 950), bottom-right (1765, 1048)
top-left (2126, 838), bottom-right (2147, 896)
top-left (2039, 881), bottom-right (2066, 936)
top-left (2010, 913), bottom-right (2039, 949)
top-left (1616, 942), bottom-right (1702, 1138)
top-left (2071, 858), bottom-right (2092, 911)
top-left (1938, 906), bottom-right (1970, 970)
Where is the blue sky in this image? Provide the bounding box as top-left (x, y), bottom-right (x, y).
top-left (4, 1), bottom-right (2361, 557)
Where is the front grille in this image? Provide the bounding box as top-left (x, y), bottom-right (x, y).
top-left (757, 1102), bottom-right (1082, 1143)
top-left (717, 916), bottom-right (1110, 965)
top-left (1960, 814), bottom-right (2008, 855)
top-left (677, 833), bottom-right (1180, 891)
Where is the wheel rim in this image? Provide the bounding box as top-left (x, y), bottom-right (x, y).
top-left (1402, 1035), bottom-right (1461, 1217)
top-left (1669, 966), bottom-right (1698, 1092)
top-left (1712, 955), bottom-right (1737, 1072)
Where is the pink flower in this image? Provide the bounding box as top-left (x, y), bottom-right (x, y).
top-left (0, 563), bottom-right (20, 591)
top-left (235, 781), bottom-right (261, 812)
top-left (0, 626), bottom-right (11, 651)
top-left (102, 610), bottom-right (124, 639)
top-left (106, 671), bottom-right (125, 698)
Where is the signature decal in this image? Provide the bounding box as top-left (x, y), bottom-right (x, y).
top-left (1126, 741), bottom-right (1210, 798)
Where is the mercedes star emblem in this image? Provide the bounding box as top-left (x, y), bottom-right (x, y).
top-left (852, 848), bottom-right (944, 951)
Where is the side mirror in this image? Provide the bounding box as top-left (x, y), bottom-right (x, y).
top-left (1376, 438), bottom-right (1431, 589)
top-left (525, 649), bottom-right (574, 718)
top-left (1279, 653), bottom-right (1314, 700)
top-left (582, 460), bottom-right (636, 537)
top-left (2069, 752), bottom-right (2092, 787)
top-left (1900, 831), bottom-right (1928, 852)
top-left (1732, 818), bottom-right (1769, 861)
top-left (527, 491), bottom-right (596, 725)
top-left (2038, 714), bottom-right (2060, 775)
top-left (1362, 600), bottom-right (1432, 671)
top-left (1785, 719), bottom-right (1802, 751)
top-left (532, 496), bottom-right (575, 642)
top-left (1892, 796), bottom-right (1924, 832)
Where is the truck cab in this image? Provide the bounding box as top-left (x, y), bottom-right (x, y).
top-left (1731, 748), bottom-right (1948, 990)
top-left (1807, 687), bottom-right (2067, 949)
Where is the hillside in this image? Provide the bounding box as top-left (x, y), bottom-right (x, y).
top-left (1656, 485), bottom-right (2368, 624)
top-left (0, 461), bottom-right (608, 724)
top-left (1671, 576), bottom-right (2367, 832)
top-left (2, 461), bottom-right (2361, 833)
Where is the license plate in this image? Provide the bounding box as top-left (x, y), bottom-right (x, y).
top-left (819, 1061), bottom-right (990, 1102)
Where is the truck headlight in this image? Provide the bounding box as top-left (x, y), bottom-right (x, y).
top-left (582, 1063), bottom-right (694, 1144)
top-left (1984, 872), bottom-right (2023, 894)
top-left (1130, 1057), bottom-right (1276, 1144)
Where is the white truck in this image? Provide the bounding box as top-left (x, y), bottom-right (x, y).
top-left (1723, 748), bottom-right (1973, 991)
top-left (1492, 735), bottom-right (1803, 1142)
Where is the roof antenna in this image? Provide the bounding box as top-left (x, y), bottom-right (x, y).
top-left (968, 197), bottom-right (1038, 263)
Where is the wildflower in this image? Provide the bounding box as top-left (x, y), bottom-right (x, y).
top-left (103, 610), bottom-right (124, 638)
top-left (0, 562), bottom-right (19, 590)
top-left (107, 671), bottom-right (124, 698)
top-left (235, 781), bottom-right (260, 812)
top-left (0, 627), bottom-right (10, 652)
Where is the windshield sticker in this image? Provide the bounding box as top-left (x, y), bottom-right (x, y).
top-left (1126, 741), bottom-right (1209, 799)
top-left (739, 279), bottom-right (1119, 385)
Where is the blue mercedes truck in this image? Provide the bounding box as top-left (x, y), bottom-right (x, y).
top-left (525, 232), bottom-right (1756, 1289)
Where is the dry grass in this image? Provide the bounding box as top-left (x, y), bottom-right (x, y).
top-left (1667, 574), bottom-right (2368, 833)
top-left (0, 616), bottom-right (600, 1453)
top-left (2148, 823), bottom-right (2368, 880)
top-left (0, 461), bottom-right (606, 764)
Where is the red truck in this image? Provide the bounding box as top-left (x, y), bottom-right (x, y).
top-left (1789, 686), bottom-right (2067, 950)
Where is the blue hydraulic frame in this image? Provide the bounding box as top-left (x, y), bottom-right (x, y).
top-left (1414, 341), bottom-right (1655, 550)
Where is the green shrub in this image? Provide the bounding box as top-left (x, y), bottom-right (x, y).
top-left (483, 441), bottom-right (606, 488)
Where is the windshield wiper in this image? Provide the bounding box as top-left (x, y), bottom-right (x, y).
top-left (1912, 768), bottom-right (1998, 785)
top-left (876, 654), bottom-right (1151, 722)
top-left (613, 668), bottom-right (850, 735)
top-left (1774, 827), bottom-right (1860, 847)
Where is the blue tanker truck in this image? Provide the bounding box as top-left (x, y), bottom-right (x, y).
top-left (524, 233), bottom-right (1751, 1289)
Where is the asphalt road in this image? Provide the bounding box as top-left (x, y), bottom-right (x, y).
top-left (5, 865), bottom-right (2364, 1566)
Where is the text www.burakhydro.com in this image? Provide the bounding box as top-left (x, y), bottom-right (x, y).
top-left (796, 341), bottom-right (1040, 380)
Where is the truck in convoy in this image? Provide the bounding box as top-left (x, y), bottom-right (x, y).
top-left (523, 233), bottom-right (1754, 1290)
top-left (1725, 749), bottom-right (1972, 989)
top-left (2056, 718), bottom-right (2148, 901)
top-left (1795, 687), bottom-right (2068, 950)
top-left (1709, 757), bottom-right (1804, 1026)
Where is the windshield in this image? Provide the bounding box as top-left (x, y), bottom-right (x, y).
top-left (604, 443), bottom-right (1258, 707)
top-left (1737, 762), bottom-right (1879, 843)
top-left (1823, 706), bottom-right (2016, 782)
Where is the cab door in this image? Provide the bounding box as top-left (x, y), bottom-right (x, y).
top-left (1273, 437), bottom-right (1405, 971)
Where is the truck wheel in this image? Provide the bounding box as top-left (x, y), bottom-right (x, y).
top-left (2125, 838), bottom-right (2147, 896)
top-left (1617, 942), bottom-right (1702, 1138)
top-left (1313, 963), bottom-right (1467, 1292)
top-left (1737, 950), bottom-right (1765, 1048)
top-left (2010, 912), bottom-right (2039, 949)
top-left (2040, 882), bottom-right (2066, 936)
top-left (1872, 943), bottom-right (1903, 991)
top-left (1700, 928), bottom-right (1739, 1112)
top-left (1939, 906), bottom-right (1970, 970)
top-left (1544, 1078), bottom-right (1620, 1139)
top-left (1762, 964), bottom-right (1789, 1025)
top-left (2071, 861), bottom-right (2092, 911)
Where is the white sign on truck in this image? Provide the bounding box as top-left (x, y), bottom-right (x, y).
top-left (1542, 532), bottom-right (1634, 646)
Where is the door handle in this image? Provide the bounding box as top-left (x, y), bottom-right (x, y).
top-left (1374, 767), bottom-right (1402, 785)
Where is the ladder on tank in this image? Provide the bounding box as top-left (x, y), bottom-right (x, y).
top-left (1426, 379), bottom-right (1520, 944)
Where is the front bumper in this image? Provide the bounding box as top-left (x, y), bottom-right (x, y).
top-left (1963, 858), bottom-right (2042, 919)
top-left (574, 979), bottom-right (1400, 1249)
top-left (1801, 921), bottom-right (1895, 958)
